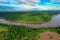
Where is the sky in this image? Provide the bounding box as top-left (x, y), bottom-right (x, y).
top-left (0, 0), bottom-right (60, 11)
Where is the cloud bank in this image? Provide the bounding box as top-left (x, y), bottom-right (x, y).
top-left (0, 0), bottom-right (40, 6)
top-left (15, 0), bottom-right (40, 6)
top-left (0, 0), bottom-right (60, 11)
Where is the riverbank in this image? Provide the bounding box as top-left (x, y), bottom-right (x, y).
top-left (0, 14), bottom-right (60, 28)
top-left (8, 20), bottom-right (48, 24)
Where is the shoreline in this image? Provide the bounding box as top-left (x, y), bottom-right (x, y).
top-left (0, 18), bottom-right (60, 28)
top-left (7, 20), bottom-right (48, 24)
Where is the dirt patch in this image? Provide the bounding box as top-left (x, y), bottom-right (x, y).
top-left (8, 20), bottom-right (48, 24)
top-left (0, 38), bottom-right (4, 40)
top-left (13, 22), bottom-right (47, 24)
top-left (40, 32), bottom-right (60, 40)
top-left (5, 19), bottom-right (49, 24)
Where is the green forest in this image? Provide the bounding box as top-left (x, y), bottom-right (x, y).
top-left (0, 24), bottom-right (60, 40)
top-left (0, 12), bottom-right (56, 23)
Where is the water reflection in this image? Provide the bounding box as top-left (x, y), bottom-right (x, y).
top-left (0, 14), bottom-right (60, 28)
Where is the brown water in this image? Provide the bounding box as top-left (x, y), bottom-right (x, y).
top-left (0, 14), bottom-right (60, 28)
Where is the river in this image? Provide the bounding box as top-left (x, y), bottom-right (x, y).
top-left (0, 14), bottom-right (60, 28)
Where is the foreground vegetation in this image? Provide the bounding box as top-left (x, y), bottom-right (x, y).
top-left (0, 24), bottom-right (60, 40)
top-left (0, 12), bottom-right (56, 23)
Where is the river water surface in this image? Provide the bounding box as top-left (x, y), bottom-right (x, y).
top-left (0, 14), bottom-right (60, 28)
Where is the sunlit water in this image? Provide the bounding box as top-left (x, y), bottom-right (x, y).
top-left (0, 14), bottom-right (60, 28)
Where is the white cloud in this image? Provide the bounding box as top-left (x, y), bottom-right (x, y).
top-left (45, 3), bottom-right (52, 4)
top-left (51, 0), bottom-right (60, 2)
top-left (0, 0), bottom-right (9, 2)
top-left (0, 0), bottom-right (40, 6)
top-left (0, 0), bottom-right (60, 11)
top-left (0, 3), bottom-right (60, 11)
top-left (15, 5), bottom-right (60, 11)
top-left (15, 0), bottom-right (40, 6)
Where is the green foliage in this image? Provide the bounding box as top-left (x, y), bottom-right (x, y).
top-left (0, 12), bottom-right (56, 23)
top-left (56, 27), bottom-right (60, 34)
top-left (0, 24), bottom-right (60, 40)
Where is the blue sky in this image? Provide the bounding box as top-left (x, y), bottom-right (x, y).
top-left (0, 0), bottom-right (60, 11)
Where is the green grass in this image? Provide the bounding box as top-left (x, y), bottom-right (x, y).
top-left (0, 24), bottom-right (60, 40)
top-left (0, 25), bottom-right (8, 32)
top-left (0, 27), bottom-right (8, 32)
